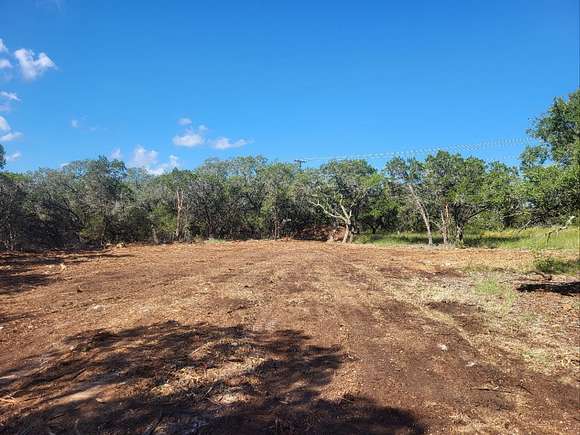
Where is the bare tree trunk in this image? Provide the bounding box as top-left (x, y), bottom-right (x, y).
top-left (348, 225), bottom-right (355, 243)
top-left (8, 224), bottom-right (15, 251)
top-left (273, 208), bottom-right (280, 239)
top-left (342, 224), bottom-right (350, 243)
top-left (456, 225), bottom-right (464, 243)
top-left (439, 210), bottom-right (447, 245)
top-left (407, 185), bottom-right (432, 245)
top-left (175, 188), bottom-right (183, 240)
top-left (440, 203), bottom-right (451, 245)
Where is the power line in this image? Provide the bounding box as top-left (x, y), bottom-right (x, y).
top-left (296, 137), bottom-right (540, 163)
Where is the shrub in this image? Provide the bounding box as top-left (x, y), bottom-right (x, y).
top-left (533, 255), bottom-right (579, 275)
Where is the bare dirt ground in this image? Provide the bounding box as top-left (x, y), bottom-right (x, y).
top-left (0, 241), bottom-right (578, 434)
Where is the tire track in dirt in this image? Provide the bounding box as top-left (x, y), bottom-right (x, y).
top-left (328, 246), bottom-right (578, 433)
top-left (1, 242), bottom-right (577, 434)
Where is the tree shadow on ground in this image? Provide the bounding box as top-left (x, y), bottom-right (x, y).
top-left (0, 250), bottom-right (133, 295)
top-left (516, 281), bottom-right (579, 295)
top-left (0, 321), bottom-right (425, 434)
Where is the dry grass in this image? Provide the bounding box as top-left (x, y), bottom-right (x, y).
top-left (400, 271), bottom-right (579, 376)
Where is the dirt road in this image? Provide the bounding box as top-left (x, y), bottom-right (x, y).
top-left (0, 241), bottom-right (578, 434)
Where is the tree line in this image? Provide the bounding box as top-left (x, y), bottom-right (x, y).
top-left (0, 90), bottom-right (577, 250)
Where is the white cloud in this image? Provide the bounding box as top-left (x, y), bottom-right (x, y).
top-left (130, 145), bottom-right (158, 168)
top-left (148, 155), bottom-right (180, 175)
top-left (129, 145), bottom-right (179, 175)
top-left (0, 39), bottom-right (7, 54)
top-left (0, 59), bottom-right (12, 69)
top-left (0, 115), bottom-right (22, 141)
top-left (0, 131), bottom-right (23, 142)
top-left (0, 91), bottom-right (20, 112)
top-left (14, 48), bottom-right (57, 80)
top-left (173, 125), bottom-right (206, 147)
top-left (110, 148), bottom-right (122, 159)
top-left (0, 91), bottom-right (19, 101)
top-left (5, 151), bottom-right (21, 162)
top-left (0, 115), bottom-right (10, 131)
top-left (69, 117), bottom-right (101, 132)
top-left (178, 117), bottom-right (192, 126)
top-left (211, 136), bottom-right (251, 150)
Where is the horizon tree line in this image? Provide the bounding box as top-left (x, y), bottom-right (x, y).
top-left (0, 90), bottom-right (577, 250)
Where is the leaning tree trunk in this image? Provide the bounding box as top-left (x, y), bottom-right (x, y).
top-left (407, 185), bottom-right (432, 245)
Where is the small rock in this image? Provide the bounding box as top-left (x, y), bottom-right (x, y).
top-left (437, 343), bottom-right (448, 352)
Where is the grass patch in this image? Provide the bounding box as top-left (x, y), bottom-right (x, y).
top-left (474, 276), bottom-right (518, 312)
top-left (522, 348), bottom-right (550, 367)
top-left (532, 255), bottom-right (579, 275)
top-left (355, 227), bottom-right (579, 250)
top-left (474, 277), bottom-right (507, 295)
top-left (462, 262), bottom-right (506, 273)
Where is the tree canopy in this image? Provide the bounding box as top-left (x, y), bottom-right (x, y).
top-left (0, 90), bottom-right (577, 250)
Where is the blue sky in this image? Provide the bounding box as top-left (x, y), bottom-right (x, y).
top-left (0, 0), bottom-right (578, 173)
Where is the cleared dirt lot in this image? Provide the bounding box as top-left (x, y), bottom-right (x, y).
top-left (0, 241), bottom-right (578, 434)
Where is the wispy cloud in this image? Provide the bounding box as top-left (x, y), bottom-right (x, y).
top-left (0, 115), bottom-right (22, 141)
top-left (70, 117), bottom-right (101, 132)
top-left (173, 124), bottom-right (207, 147)
top-left (0, 91), bottom-right (19, 101)
top-left (14, 48), bottom-right (57, 81)
top-left (110, 148), bottom-right (122, 160)
top-left (148, 155), bottom-right (180, 175)
top-left (129, 145), bottom-right (180, 175)
top-left (5, 151), bottom-right (21, 162)
top-left (130, 145), bottom-right (158, 168)
top-left (0, 131), bottom-right (23, 142)
top-left (211, 136), bottom-right (251, 150)
top-left (0, 59), bottom-right (12, 70)
top-left (0, 115), bottom-right (10, 131)
top-left (0, 39), bottom-right (7, 54)
top-left (178, 117), bottom-right (192, 126)
top-left (37, 0), bottom-right (65, 11)
top-left (0, 91), bottom-right (20, 112)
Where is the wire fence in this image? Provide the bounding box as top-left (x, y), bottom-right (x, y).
top-left (294, 137), bottom-right (540, 163)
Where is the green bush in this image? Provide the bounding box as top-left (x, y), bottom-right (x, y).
top-left (533, 255), bottom-right (579, 275)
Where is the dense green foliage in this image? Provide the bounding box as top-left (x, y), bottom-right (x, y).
top-left (521, 90), bottom-right (579, 224)
top-left (0, 91), bottom-right (578, 250)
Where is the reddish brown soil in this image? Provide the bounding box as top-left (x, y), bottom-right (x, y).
top-left (0, 241), bottom-right (578, 434)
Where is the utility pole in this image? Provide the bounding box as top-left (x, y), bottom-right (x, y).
top-left (294, 159), bottom-right (306, 169)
